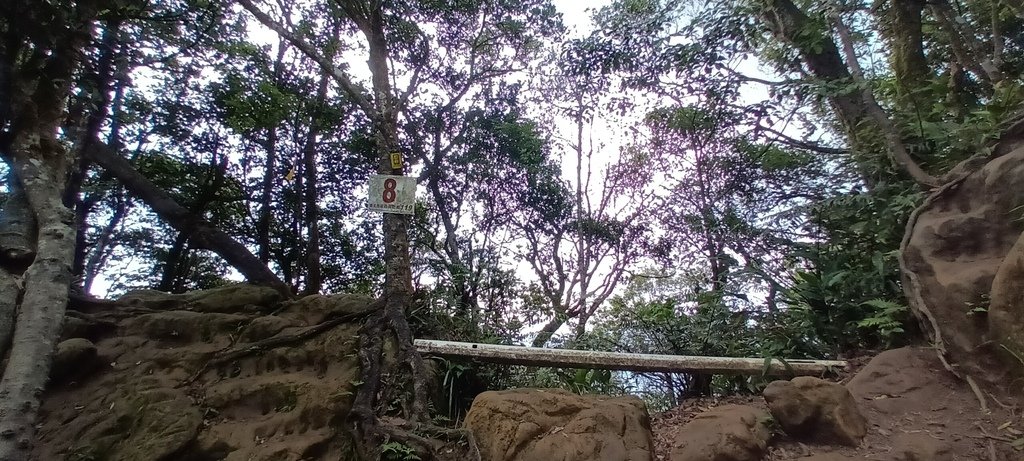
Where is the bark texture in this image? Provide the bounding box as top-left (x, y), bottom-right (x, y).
top-left (0, 2), bottom-right (96, 457)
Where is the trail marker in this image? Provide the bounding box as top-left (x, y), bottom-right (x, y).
top-left (368, 174), bottom-right (415, 215)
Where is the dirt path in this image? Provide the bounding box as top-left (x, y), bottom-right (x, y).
top-left (652, 347), bottom-right (1022, 460)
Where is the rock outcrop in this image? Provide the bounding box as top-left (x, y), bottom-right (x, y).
top-left (464, 388), bottom-right (655, 461)
top-left (762, 377), bottom-right (866, 446)
top-left (668, 404), bottom-right (771, 461)
top-left (34, 285), bottom-right (376, 461)
top-left (902, 117), bottom-right (1024, 381)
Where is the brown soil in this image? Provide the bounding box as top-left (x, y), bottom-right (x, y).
top-left (652, 347), bottom-right (1023, 460)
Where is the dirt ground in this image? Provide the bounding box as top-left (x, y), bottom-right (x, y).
top-left (651, 347), bottom-right (1024, 460)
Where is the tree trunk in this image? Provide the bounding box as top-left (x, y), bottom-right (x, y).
top-left (883, 0), bottom-right (931, 99)
top-left (0, 175), bottom-right (36, 267)
top-left (82, 194), bottom-right (127, 294)
top-left (300, 74), bottom-right (328, 295)
top-left (158, 232), bottom-right (190, 292)
top-left (532, 313), bottom-right (567, 347)
top-left (257, 128), bottom-right (278, 264)
top-left (256, 39), bottom-right (289, 265)
top-left (760, 0), bottom-right (871, 142)
top-left (762, 0), bottom-right (939, 186)
top-left (0, 2), bottom-right (95, 455)
top-left (415, 339), bottom-right (846, 375)
top-left (84, 140), bottom-right (291, 297)
top-left (0, 159), bottom-right (77, 459)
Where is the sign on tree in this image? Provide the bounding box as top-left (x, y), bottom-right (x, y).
top-left (368, 174), bottom-right (416, 215)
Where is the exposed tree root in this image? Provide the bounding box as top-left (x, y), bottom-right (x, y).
top-left (348, 300), bottom-right (481, 461)
top-left (898, 176), bottom-right (969, 381)
top-left (180, 299), bottom-right (385, 386)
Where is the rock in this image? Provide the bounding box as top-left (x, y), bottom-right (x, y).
top-left (846, 348), bottom-right (945, 415)
top-left (123, 310), bottom-right (249, 343)
top-left (762, 377), bottom-right (866, 446)
top-left (50, 338), bottom-right (99, 383)
top-left (238, 315), bottom-right (300, 342)
top-left (182, 283), bottom-right (284, 313)
top-left (60, 314), bottom-right (116, 342)
top-left (902, 136), bottom-right (1024, 381)
top-left (34, 301), bottom-right (369, 461)
top-left (989, 230), bottom-right (1024, 369)
top-left (116, 283), bottom-right (284, 314)
top-left (276, 294), bottom-right (377, 325)
top-left (464, 388), bottom-right (654, 461)
top-left (117, 289), bottom-right (186, 310)
top-left (669, 404), bottom-right (771, 461)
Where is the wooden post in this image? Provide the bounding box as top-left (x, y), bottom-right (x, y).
top-left (414, 339), bottom-right (847, 376)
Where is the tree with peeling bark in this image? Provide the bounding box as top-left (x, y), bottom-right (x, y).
top-left (0, 1), bottom-right (101, 457)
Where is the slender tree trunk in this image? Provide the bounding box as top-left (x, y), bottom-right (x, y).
top-left (257, 39), bottom-right (288, 264)
top-left (300, 74), bottom-right (329, 295)
top-left (533, 314), bottom-right (567, 348)
top-left (82, 194), bottom-right (127, 294)
top-left (257, 129), bottom-right (278, 264)
top-left (346, 3), bottom-right (431, 430)
top-left (159, 232), bottom-right (190, 292)
top-left (831, 9), bottom-right (940, 187)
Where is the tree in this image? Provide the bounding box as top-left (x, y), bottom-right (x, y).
top-left (0, 1), bottom-right (101, 457)
top-left (234, 0), bottom-right (563, 457)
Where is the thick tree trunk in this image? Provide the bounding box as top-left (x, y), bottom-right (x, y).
top-left (884, 0), bottom-right (931, 98)
top-left (532, 313), bottom-right (567, 348)
top-left (84, 141), bottom-right (291, 297)
top-left (0, 161), bottom-right (76, 459)
top-left (0, 268), bottom-right (17, 360)
top-left (762, 0), bottom-right (939, 186)
top-left (761, 0), bottom-right (871, 142)
top-left (0, 2), bottom-right (94, 455)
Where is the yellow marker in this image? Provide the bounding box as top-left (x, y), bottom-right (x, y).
top-left (390, 152), bottom-right (403, 170)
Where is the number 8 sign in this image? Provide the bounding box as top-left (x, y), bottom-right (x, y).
top-left (368, 174), bottom-right (416, 215)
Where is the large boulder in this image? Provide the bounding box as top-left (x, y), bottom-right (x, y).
top-left (464, 388), bottom-right (654, 461)
top-left (762, 377), bottom-right (866, 446)
top-left (902, 120), bottom-right (1024, 381)
top-left (669, 404), bottom-right (771, 461)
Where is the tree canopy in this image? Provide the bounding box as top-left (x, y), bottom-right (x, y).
top-left (0, 0), bottom-right (1021, 457)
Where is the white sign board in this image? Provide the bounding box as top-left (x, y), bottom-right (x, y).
top-left (368, 174), bottom-right (416, 215)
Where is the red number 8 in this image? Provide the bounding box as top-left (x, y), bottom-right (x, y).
top-left (382, 178), bottom-right (397, 203)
